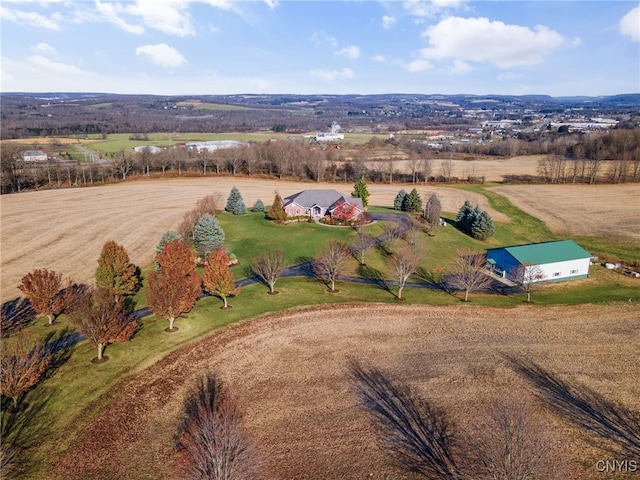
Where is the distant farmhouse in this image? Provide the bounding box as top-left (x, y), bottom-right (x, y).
top-left (311, 121), bottom-right (344, 142)
top-left (487, 240), bottom-right (592, 283)
top-left (185, 140), bottom-right (247, 152)
top-left (22, 150), bottom-right (48, 162)
top-left (283, 189), bottom-right (363, 221)
top-left (133, 146), bottom-right (163, 154)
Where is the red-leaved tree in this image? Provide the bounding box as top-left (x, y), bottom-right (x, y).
top-left (67, 286), bottom-right (137, 363)
top-left (202, 250), bottom-right (240, 309)
top-left (17, 268), bottom-right (65, 325)
top-left (148, 240), bottom-right (202, 331)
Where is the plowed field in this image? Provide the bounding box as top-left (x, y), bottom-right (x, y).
top-left (49, 303), bottom-right (640, 480)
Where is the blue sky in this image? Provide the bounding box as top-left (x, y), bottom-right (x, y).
top-left (1, 0), bottom-right (638, 96)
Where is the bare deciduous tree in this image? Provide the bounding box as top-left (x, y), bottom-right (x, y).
top-left (313, 240), bottom-right (350, 292)
top-left (512, 263), bottom-right (547, 302)
top-left (447, 250), bottom-right (493, 302)
top-left (388, 244), bottom-right (422, 300)
top-left (251, 249), bottom-right (287, 294)
top-left (177, 373), bottom-right (260, 480)
top-left (352, 226), bottom-right (376, 266)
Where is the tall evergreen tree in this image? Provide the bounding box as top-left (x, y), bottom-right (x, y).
top-left (266, 192), bottom-right (287, 223)
top-left (352, 178), bottom-right (370, 208)
top-left (393, 189), bottom-right (407, 210)
top-left (404, 188), bottom-right (422, 213)
top-left (456, 201), bottom-right (474, 233)
top-left (225, 186), bottom-right (244, 213)
top-left (424, 193), bottom-right (442, 229)
top-left (471, 210), bottom-right (495, 240)
top-left (193, 214), bottom-right (225, 258)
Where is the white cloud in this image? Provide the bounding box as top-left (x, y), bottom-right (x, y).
top-left (404, 58), bottom-right (432, 72)
top-left (95, 0), bottom-right (144, 34)
top-left (382, 15), bottom-right (396, 30)
top-left (27, 55), bottom-right (86, 75)
top-left (620, 6), bottom-right (640, 41)
top-left (403, 0), bottom-right (467, 18)
top-left (446, 59), bottom-right (472, 75)
top-left (136, 44), bottom-right (187, 68)
top-left (310, 31), bottom-right (339, 48)
top-left (336, 45), bottom-right (361, 59)
top-left (420, 16), bottom-right (568, 68)
top-left (0, 6), bottom-right (60, 29)
top-left (33, 43), bottom-right (56, 55)
top-left (310, 67), bottom-right (354, 81)
top-left (372, 54), bottom-right (386, 62)
top-left (263, 0), bottom-right (278, 9)
top-left (126, 0), bottom-right (195, 37)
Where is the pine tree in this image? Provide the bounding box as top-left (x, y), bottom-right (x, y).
top-left (225, 186), bottom-right (244, 213)
top-left (202, 250), bottom-right (240, 308)
top-left (193, 214), bottom-right (225, 258)
top-left (424, 193), bottom-right (442, 229)
top-left (404, 188), bottom-right (422, 213)
top-left (251, 199), bottom-right (265, 212)
top-left (456, 201), bottom-right (474, 233)
top-left (156, 231), bottom-right (182, 254)
top-left (266, 193), bottom-right (287, 223)
top-left (95, 241), bottom-right (140, 302)
top-left (352, 178), bottom-right (370, 208)
top-left (393, 189), bottom-right (407, 210)
top-left (232, 200), bottom-right (247, 215)
top-left (471, 210), bottom-right (495, 240)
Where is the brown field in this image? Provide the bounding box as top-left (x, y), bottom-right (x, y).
top-left (0, 177), bottom-right (507, 302)
top-left (491, 183), bottom-right (640, 239)
top-left (50, 303), bottom-right (640, 480)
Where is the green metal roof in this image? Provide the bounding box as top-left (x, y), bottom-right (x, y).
top-left (488, 240), bottom-right (591, 265)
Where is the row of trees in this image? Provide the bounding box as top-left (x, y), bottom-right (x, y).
top-left (4, 127), bottom-right (640, 194)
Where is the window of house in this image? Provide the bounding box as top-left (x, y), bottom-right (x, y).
top-left (553, 272), bottom-right (561, 277)
top-left (570, 269), bottom-right (578, 274)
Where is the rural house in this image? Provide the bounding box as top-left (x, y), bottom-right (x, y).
top-left (283, 189), bottom-right (364, 221)
top-left (486, 240), bottom-right (592, 283)
top-left (22, 150), bottom-right (48, 162)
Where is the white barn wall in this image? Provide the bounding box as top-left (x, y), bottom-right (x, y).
top-left (527, 258), bottom-right (591, 282)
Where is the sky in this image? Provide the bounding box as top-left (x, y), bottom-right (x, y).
top-left (1, 0), bottom-right (639, 97)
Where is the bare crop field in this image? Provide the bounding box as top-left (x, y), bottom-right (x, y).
top-left (50, 303), bottom-right (640, 480)
top-left (491, 184), bottom-right (640, 239)
top-left (0, 177), bottom-right (506, 302)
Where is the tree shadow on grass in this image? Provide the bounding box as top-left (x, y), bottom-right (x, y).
top-left (357, 265), bottom-right (392, 295)
top-left (42, 326), bottom-right (77, 379)
top-left (415, 267), bottom-right (454, 296)
top-left (505, 354), bottom-right (640, 458)
top-left (1, 297), bottom-right (36, 334)
top-left (1, 391), bottom-right (54, 479)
